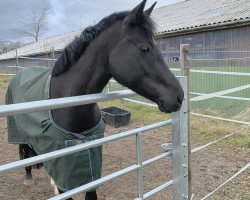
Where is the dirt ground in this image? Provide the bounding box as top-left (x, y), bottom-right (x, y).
top-left (0, 85), bottom-right (249, 200)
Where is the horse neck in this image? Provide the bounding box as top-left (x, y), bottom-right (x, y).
top-left (50, 24), bottom-right (120, 132)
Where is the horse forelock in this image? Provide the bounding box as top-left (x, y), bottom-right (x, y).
top-left (52, 11), bottom-right (155, 76)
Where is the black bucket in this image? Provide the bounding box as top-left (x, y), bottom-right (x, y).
top-left (101, 107), bottom-right (131, 128)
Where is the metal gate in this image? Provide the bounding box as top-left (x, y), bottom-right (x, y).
top-left (0, 75), bottom-right (190, 200)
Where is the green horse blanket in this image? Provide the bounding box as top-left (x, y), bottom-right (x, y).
top-left (6, 67), bottom-right (105, 191)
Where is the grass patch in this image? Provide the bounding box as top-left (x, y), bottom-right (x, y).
top-left (172, 67), bottom-right (250, 117)
top-left (191, 115), bottom-right (249, 148)
top-left (0, 76), bottom-right (12, 88)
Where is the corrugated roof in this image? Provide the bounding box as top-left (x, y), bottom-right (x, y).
top-left (1, 0), bottom-right (249, 60)
top-left (152, 0), bottom-right (250, 35)
top-left (0, 30), bottom-right (81, 60)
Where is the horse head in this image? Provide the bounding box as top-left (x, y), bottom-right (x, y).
top-left (109, 0), bottom-right (184, 113)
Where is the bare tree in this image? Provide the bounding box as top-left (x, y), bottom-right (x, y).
top-left (0, 40), bottom-right (25, 55)
top-left (13, 0), bottom-right (53, 42)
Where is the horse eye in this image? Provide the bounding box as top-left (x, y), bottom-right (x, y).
top-left (139, 45), bottom-right (151, 54)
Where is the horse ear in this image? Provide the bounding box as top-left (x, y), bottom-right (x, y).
top-left (144, 2), bottom-right (157, 16)
top-left (123, 0), bottom-right (147, 26)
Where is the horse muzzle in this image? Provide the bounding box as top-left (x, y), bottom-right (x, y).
top-left (157, 93), bottom-right (184, 113)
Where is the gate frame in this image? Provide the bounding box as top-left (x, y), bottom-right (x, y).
top-left (172, 44), bottom-right (192, 199)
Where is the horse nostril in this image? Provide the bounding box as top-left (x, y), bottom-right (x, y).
top-left (177, 94), bottom-right (183, 104)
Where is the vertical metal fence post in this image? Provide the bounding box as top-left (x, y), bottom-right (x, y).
top-left (180, 44), bottom-right (192, 199)
top-left (172, 44), bottom-right (191, 200)
top-left (136, 132), bottom-right (144, 199)
top-left (172, 76), bottom-right (190, 200)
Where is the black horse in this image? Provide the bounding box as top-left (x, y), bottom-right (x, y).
top-left (6, 1), bottom-right (184, 199)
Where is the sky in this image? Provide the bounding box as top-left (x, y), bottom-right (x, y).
top-left (0, 0), bottom-right (184, 42)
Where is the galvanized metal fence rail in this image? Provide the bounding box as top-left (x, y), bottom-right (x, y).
top-left (0, 76), bottom-right (190, 200)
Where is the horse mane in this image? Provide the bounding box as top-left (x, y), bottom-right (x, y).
top-left (52, 11), bottom-right (155, 76)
